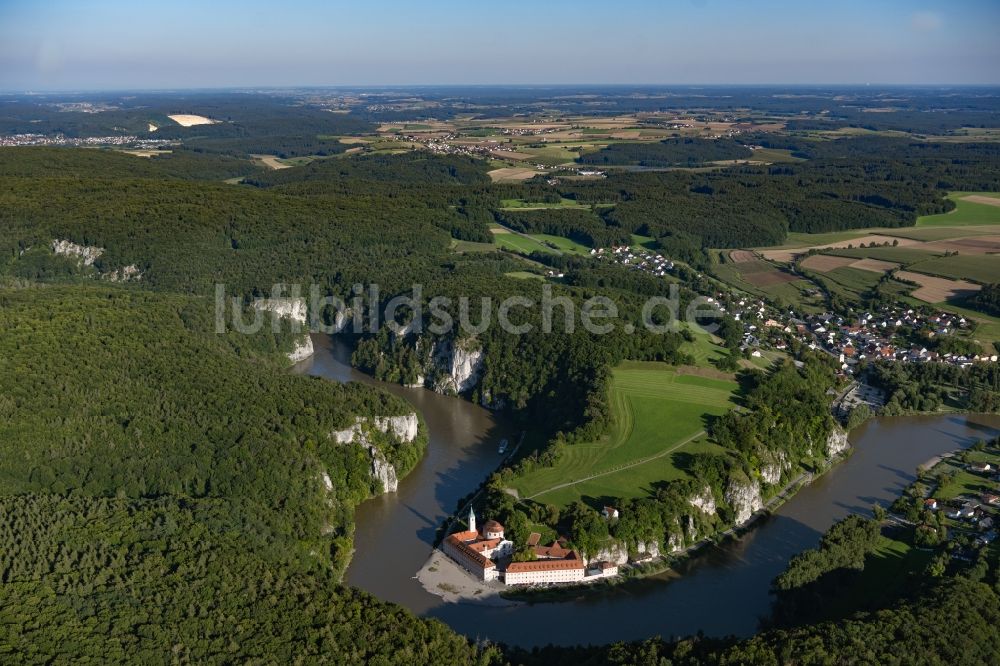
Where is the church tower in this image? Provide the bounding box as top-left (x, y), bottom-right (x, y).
top-left (468, 507), bottom-right (476, 535)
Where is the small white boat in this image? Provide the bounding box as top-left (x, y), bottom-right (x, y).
top-left (498, 438), bottom-right (509, 454)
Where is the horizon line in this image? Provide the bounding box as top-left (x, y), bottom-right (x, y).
top-left (4, 82), bottom-right (1000, 95)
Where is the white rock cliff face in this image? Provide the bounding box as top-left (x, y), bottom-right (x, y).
top-left (250, 297), bottom-right (313, 364)
top-left (431, 339), bottom-right (484, 394)
top-left (365, 443), bottom-right (399, 493)
top-left (688, 486), bottom-right (717, 515)
top-left (725, 476), bottom-right (764, 526)
top-left (252, 297), bottom-right (308, 324)
top-left (761, 451), bottom-right (788, 486)
top-left (587, 543), bottom-right (629, 566)
top-left (287, 335), bottom-right (315, 364)
top-left (825, 427), bottom-right (850, 458)
top-left (330, 413), bottom-right (420, 495)
top-left (105, 264), bottom-right (142, 282)
top-left (52, 239), bottom-right (104, 266)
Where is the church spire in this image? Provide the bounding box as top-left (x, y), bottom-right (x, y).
top-left (468, 506), bottom-right (476, 534)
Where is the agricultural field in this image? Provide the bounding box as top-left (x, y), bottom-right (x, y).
top-left (917, 192), bottom-right (1000, 227)
top-left (894, 271), bottom-right (982, 303)
top-left (510, 361), bottom-right (739, 507)
top-left (823, 246), bottom-right (941, 265)
top-left (907, 254), bottom-right (1000, 285)
top-left (487, 166), bottom-right (541, 182)
top-left (712, 259), bottom-right (822, 310)
top-left (489, 224), bottom-right (592, 256)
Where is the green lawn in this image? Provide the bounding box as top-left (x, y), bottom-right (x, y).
top-left (511, 362), bottom-right (738, 507)
top-left (917, 192), bottom-right (1000, 227)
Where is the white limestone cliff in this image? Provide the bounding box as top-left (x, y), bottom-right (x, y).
top-left (252, 297), bottom-right (308, 324)
top-left (725, 476), bottom-right (764, 526)
top-left (52, 239), bottom-right (104, 266)
top-left (667, 531), bottom-right (684, 554)
top-left (586, 543), bottom-right (629, 566)
top-left (250, 297), bottom-right (312, 364)
top-left (372, 413), bottom-right (419, 442)
top-left (688, 486), bottom-right (717, 515)
top-left (635, 541), bottom-right (660, 559)
top-left (105, 264), bottom-right (142, 282)
top-left (761, 451), bottom-right (789, 486)
top-left (364, 443), bottom-right (399, 493)
top-left (431, 339), bottom-right (484, 394)
top-left (288, 335), bottom-right (314, 364)
top-left (825, 427), bottom-right (850, 458)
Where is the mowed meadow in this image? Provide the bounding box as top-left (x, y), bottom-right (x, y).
top-left (511, 361), bottom-right (739, 507)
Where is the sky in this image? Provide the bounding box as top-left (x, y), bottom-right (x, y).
top-left (1, 0), bottom-right (998, 90)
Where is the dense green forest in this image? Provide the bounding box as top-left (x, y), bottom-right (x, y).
top-left (0, 284), bottom-right (501, 663)
top-left (3, 96), bottom-right (1000, 660)
top-left (576, 137), bottom-right (752, 166)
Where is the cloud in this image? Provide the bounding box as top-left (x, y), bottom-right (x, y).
top-left (910, 11), bottom-right (942, 32)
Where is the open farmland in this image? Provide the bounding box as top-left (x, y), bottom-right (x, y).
top-left (799, 255), bottom-right (855, 273)
top-left (917, 192), bottom-right (1000, 226)
top-left (894, 271), bottom-right (982, 303)
top-left (848, 258), bottom-right (901, 273)
top-left (760, 235), bottom-right (920, 262)
top-left (487, 167), bottom-right (540, 182)
top-left (510, 362), bottom-right (738, 507)
top-left (905, 254), bottom-right (1000, 285)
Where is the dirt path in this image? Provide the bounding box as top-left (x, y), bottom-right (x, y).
top-left (524, 429), bottom-right (706, 500)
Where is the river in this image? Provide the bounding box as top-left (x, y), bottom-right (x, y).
top-left (297, 334), bottom-right (1000, 647)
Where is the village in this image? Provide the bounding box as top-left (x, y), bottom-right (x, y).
top-left (891, 444), bottom-right (1000, 567)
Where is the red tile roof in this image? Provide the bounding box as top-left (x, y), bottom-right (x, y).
top-left (506, 555), bottom-right (585, 574)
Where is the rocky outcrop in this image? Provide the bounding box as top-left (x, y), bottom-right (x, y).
top-left (688, 486), bottom-right (717, 515)
top-left (288, 335), bottom-right (314, 363)
top-left (432, 339), bottom-right (484, 394)
top-left (52, 239), bottom-right (104, 266)
top-left (334, 413), bottom-right (420, 445)
top-left (365, 443), bottom-right (398, 493)
top-left (684, 515), bottom-right (698, 542)
top-left (725, 476), bottom-right (764, 526)
top-left (329, 412), bottom-right (420, 494)
top-left (586, 543), bottom-right (629, 566)
top-left (372, 413), bottom-right (419, 443)
top-left (250, 297), bottom-right (312, 364)
top-left (825, 427), bottom-right (850, 458)
top-left (252, 297), bottom-right (308, 324)
top-left (635, 541), bottom-right (660, 559)
top-left (761, 451), bottom-right (789, 486)
top-left (106, 264), bottom-right (142, 282)
top-left (667, 532), bottom-right (684, 554)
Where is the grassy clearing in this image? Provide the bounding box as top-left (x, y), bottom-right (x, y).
top-left (504, 271), bottom-right (545, 281)
top-left (511, 362), bottom-right (738, 507)
top-left (499, 197), bottom-right (591, 210)
top-left (491, 230), bottom-right (553, 255)
top-left (917, 192), bottom-right (1000, 227)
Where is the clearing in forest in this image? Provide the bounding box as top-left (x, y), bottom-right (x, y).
top-left (511, 361), bottom-right (738, 506)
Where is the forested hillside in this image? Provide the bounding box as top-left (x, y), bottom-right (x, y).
top-left (0, 284), bottom-right (496, 663)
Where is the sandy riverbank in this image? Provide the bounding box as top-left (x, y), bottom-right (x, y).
top-left (416, 550), bottom-right (518, 607)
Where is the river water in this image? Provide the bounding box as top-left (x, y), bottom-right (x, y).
top-left (298, 334), bottom-right (1000, 647)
